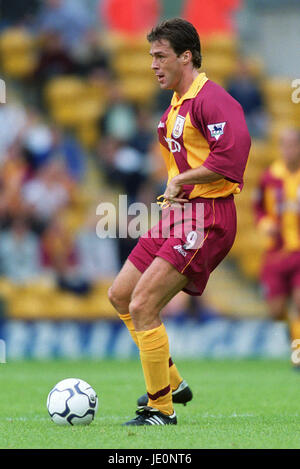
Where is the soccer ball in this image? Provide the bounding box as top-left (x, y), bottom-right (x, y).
top-left (47, 378), bottom-right (98, 426)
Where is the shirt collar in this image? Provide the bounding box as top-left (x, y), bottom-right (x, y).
top-left (171, 72), bottom-right (208, 107)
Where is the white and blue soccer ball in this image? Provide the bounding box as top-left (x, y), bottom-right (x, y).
top-left (47, 378), bottom-right (98, 426)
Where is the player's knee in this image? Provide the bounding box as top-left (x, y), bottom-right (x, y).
top-left (128, 297), bottom-right (144, 319)
top-left (129, 294), bottom-right (154, 321)
top-left (108, 285), bottom-right (128, 311)
top-left (107, 286), bottom-right (115, 305)
top-left (129, 296), bottom-right (160, 330)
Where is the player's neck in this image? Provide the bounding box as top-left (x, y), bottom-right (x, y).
top-left (174, 69), bottom-right (199, 98)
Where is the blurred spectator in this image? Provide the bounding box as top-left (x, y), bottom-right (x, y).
top-left (71, 30), bottom-right (111, 78)
top-left (21, 109), bottom-right (86, 181)
top-left (100, 82), bottom-right (137, 141)
top-left (0, 0), bottom-right (40, 29)
top-left (226, 59), bottom-right (268, 138)
top-left (0, 144), bottom-right (29, 226)
top-left (22, 159), bottom-right (72, 233)
top-left (34, 0), bottom-right (94, 51)
top-left (75, 212), bottom-right (120, 282)
top-left (116, 215), bottom-right (139, 267)
top-left (153, 88), bottom-right (173, 116)
top-left (50, 126), bottom-right (86, 182)
top-left (22, 110), bottom-right (54, 171)
top-left (146, 141), bottom-right (168, 197)
top-left (98, 83), bottom-right (148, 203)
top-left (34, 31), bottom-right (76, 87)
top-left (0, 101), bottom-right (27, 164)
top-left (0, 217), bottom-right (42, 284)
top-left (57, 270), bottom-right (91, 295)
top-left (117, 236), bottom-right (139, 268)
top-left (129, 108), bottom-right (155, 156)
top-left (41, 213), bottom-right (76, 274)
top-left (97, 137), bottom-right (147, 204)
top-left (41, 213), bottom-right (92, 295)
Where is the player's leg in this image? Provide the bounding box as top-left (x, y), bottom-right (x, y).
top-left (261, 253), bottom-right (297, 363)
top-left (290, 287), bottom-right (300, 350)
top-left (262, 268), bottom-right (300, 369)
top-left (265, 292), bottom-right (292, 362)
top-left (108, 258), bottom-right (187, 400)
top-left (124, 196), bottom-right (237, 425)
top-left (108, 259), bottom-right (142, 342)
top-left (124, 257), bottom-right (188, 425)
top-left (267, 295), bottom-right (288, 321)
top-left (130, 257), bottom-right (189, 331)
top-left (108, 259), bottom-right (142, 317)
top-left (292, 287), bottom-right (300, 314)
top-left (289, 256), bottom-right (300, 351)
top-left (261, 254), bottom-right (289, 320)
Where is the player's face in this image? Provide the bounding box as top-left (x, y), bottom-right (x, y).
top-left (150, 39), bottom-right (184, 91)
top-left (280, 129), bottom-right (300, 167)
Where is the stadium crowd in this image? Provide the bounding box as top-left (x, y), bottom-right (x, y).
top-left (0, 0), bottom-right (294, 320)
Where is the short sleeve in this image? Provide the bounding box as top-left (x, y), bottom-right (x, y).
top-left (192, 81), bottom-right (251, 184)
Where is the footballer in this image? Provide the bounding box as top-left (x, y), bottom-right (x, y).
top-left (108, 18), bottom-right (251, 425)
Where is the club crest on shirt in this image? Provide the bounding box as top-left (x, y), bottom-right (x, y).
top-left (207, 122), bottom-right (226, 140)
top-left (172, 115), bottom-right (186, 139)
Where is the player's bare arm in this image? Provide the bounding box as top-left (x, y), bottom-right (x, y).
top-left (163, 166), bottom-right (223, 203)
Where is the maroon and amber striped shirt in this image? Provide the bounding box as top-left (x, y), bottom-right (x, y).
top-left (157, 73), bottom-right (251, 199)
top-left (254, 160), bottom-right (300, 252)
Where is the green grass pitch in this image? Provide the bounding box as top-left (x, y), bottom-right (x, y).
top-left (1, 358), bottom-right (300, 449)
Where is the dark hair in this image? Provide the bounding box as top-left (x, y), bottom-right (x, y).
top-left (147, 18), bottom-right (202, 69)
